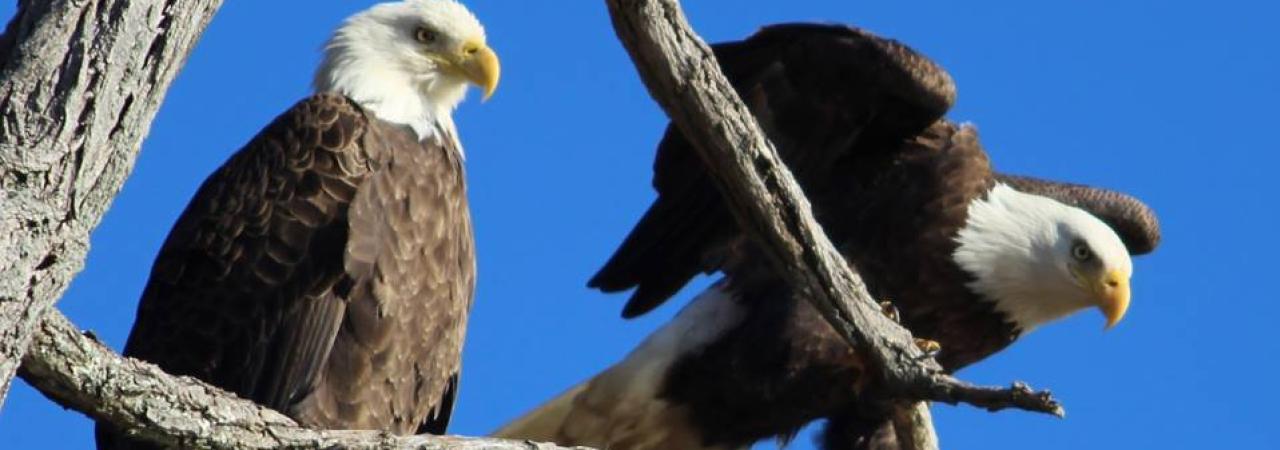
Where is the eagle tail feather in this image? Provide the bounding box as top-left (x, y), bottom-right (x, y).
top-left (493, 286), bottom-right (746, 450)
top-left (491, 382), bottom-right (588, 442)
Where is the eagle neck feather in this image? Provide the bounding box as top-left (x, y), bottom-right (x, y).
top-left (313, 11), bottom-right (466, 150)
top-left (953, 183), bottom-right (1085, 333)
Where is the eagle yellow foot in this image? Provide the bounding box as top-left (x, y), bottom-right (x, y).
top-left (915, 338), bottom-right (942, 357)
top-left (879, 301), bottom-right (900, 323)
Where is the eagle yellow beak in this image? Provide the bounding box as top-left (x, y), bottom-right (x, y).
top-left (1094, 269), bottom-right (1131, 330)
top-left (448, 39), bottom-right (500, 100)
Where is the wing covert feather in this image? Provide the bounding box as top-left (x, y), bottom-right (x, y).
top-left (118, 93), bottom-right (371, 410)
top-left (97, 94), bottom-right (374, 450)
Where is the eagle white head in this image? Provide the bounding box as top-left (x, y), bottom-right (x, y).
top-left (314, 0), bottom-right (500, 140)
top-left (955, 183), bottom-right (1134, 333)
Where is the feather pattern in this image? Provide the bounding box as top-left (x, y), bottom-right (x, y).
top-left (96, 93), bottom-right (474, 449)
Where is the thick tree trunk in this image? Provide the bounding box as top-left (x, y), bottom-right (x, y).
top-left (0, 0), bottom-right (223, 406)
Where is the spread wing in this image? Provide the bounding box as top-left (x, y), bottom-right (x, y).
top-left (589, 24), bottom-right (957, 318)
top-left (996, 174), bottom-right (1161, 255)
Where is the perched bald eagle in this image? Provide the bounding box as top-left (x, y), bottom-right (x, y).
top-left (96, 1), bottom-right (499, 448)
top-left (494, 24), bottom-right (1159, 449)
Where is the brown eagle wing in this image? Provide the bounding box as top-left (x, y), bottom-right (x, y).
top-left (112, 93), bottom-right (373, 415)
top-left (589, 24), bottom-right (957, 318)
top-left (99, 92), bottom-right (473, 449)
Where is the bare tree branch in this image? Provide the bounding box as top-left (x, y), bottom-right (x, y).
top-left (603, 0), bottom-right (1063, 446)
top-left (0, 0), bottom-right (224, 406)
top-left (21, 310), bottom-right (588, 450)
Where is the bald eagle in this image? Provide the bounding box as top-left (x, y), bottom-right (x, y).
top-left (493, 24), bottom-right (1159, 449)
top-left (96, 1), bottom-right (499, 448)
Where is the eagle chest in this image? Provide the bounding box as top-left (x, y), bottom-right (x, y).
top-left (366, 131), bottom-right (474, 309)
top-left (318, 123), bottom-right (475, 432)
top-left (360, 123), bottom-right (474, 348)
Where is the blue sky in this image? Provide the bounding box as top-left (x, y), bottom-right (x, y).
top-left (1, 1), bottom-right (1275, 449)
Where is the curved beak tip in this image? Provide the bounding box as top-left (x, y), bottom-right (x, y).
top-left (471, 46), bottom-right (500, 102)
top-left (1098, 271), bottom-right (1131, 330)
top-left (1103, 310), bottom-right (1125, 330)
top-left (481, 80), bottom-right (497, 101)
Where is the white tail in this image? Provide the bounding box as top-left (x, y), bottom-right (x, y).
top-left (491, 382), bottom-right (588, 443)
top-left (492, 284), bottom-right (746, 450)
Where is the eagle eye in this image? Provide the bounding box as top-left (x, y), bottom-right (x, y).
top-left (415, 27), bottom-right (437, 45)
top-left (1071, 242), bottom-right (1093, 262)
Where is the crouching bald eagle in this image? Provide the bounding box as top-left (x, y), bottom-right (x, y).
top-left (96, 1), bottom-right (498, 448)
top-left (493, 24), bottom-right (1159, 449)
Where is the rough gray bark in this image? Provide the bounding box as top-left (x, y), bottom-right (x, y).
top-left (0, 0), bottom-right (223, 406)
top-left (603, 0), bottom-right (1063, 446)
top-left (22, 310), bottom-right (588, 450)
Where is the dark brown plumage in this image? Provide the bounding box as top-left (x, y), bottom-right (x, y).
top-left (590, 24), bottom-right (957, 319)
top-left (97, 93), bottom-right (474, 448)
top-left (499, 23), bottom-right (1160, 450)
top-left (654, 121), bottom-right (1009, 449)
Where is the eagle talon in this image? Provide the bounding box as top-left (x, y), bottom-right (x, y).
top-left (914, 338), bottom-right (942, 357)
top-left (879, 301), bottom-right (900, 323)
